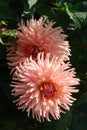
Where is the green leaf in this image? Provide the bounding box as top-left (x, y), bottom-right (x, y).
top-left (1, 30), bottom-right (16, 37)
top-left (79, 2), bottom-right (87, 12)
top-left (0, 38), bottom-right (4, 45)
top-left (74, 12), bottom-right (87, 23)
top-left (70, 13), bottom-right (81, 29)
top-left (63, 3), bottom-right (81, 29)
top-left (28, 0), bottom-right (38, 8)
top-left (35, 1), bottom-right (71, 29)
top-left (0, 29), bottom-right (17, 45)
top-left (0, 20), bottom-right (7, 27)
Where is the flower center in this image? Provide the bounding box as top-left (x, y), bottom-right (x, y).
top-left (25, 46), bottom-right (40, 58)
top-left (40, 82), bottom-right (56, 97)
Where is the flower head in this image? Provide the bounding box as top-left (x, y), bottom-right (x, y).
top-left (7, 17), bottom-right (70, 69)
top-left (11, 53), bottom-right (79, 122)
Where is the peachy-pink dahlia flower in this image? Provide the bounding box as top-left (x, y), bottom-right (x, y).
top-left (7, 17), bottom-right (70, 69)
top-left (11, 52), bottom-right (79, 122)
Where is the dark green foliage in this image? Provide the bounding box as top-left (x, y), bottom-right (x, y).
top-left (0, 0), bottom-right (87, 130)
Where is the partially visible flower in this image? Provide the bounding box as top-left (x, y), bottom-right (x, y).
top-left (11, 52), bottom-right (79, 122)
top-left (7, 17), bottom-right (70, 69)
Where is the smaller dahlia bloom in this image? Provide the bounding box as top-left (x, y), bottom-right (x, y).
top-left (7, 17), bottom-right (70, 69)
top-left (11, 53), bottom-right (79, 122)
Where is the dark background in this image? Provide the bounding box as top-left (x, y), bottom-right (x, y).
top-left (0, 0), bottom-right (87, 130)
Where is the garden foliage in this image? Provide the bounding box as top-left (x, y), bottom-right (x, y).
top-left (0, 0), bottom-right (87, 130)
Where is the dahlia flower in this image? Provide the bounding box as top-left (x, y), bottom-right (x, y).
top-left (11, 53), bottom-right (79, 122)
top-left (7, 17), bottom-right (70, 69)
